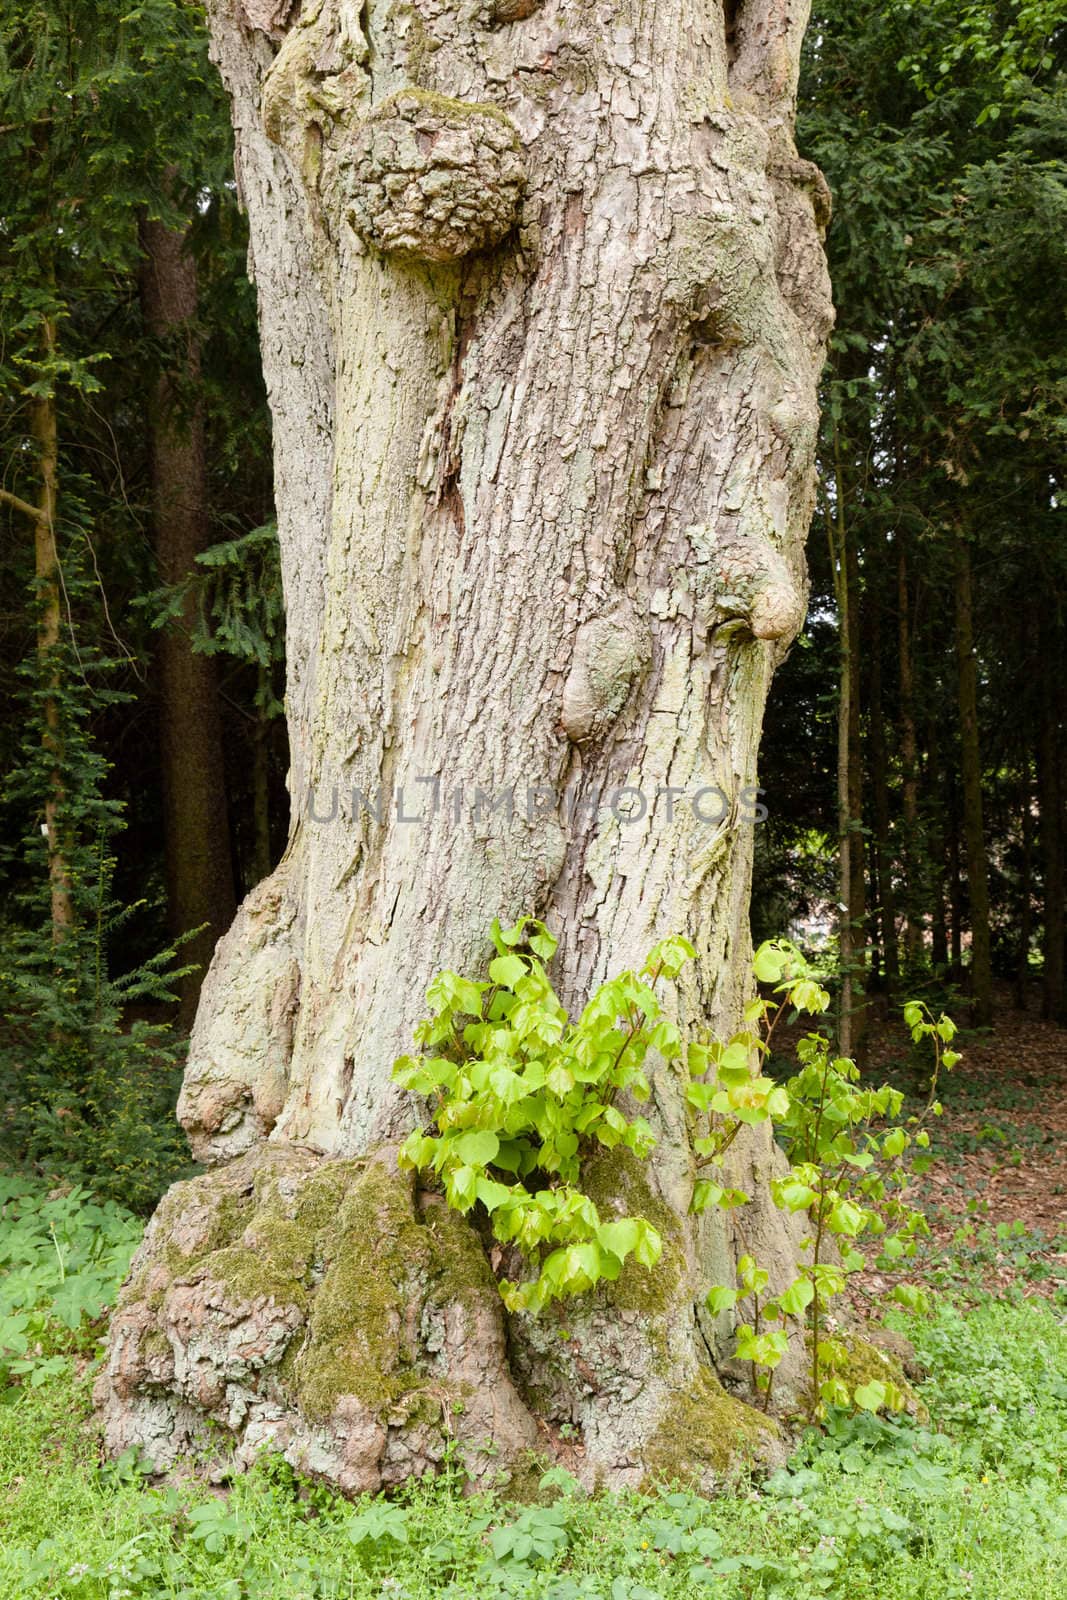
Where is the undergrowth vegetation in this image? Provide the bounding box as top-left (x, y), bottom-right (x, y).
top-left (1, 1171), bottom-right (1064, 1600)
top-left (0, 1173), bottom-right (140, 1389)
top-left (394, 923), bottom-right (956, 1415)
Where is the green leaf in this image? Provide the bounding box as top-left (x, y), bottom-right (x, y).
top-left (686, 1081), bottom-right (716, 1114)
top-left (691, 1180), bottom-right (748, 1214)
top-left (597, 1219), bottom-right (641, 1264)
top-left (853, 1380), bottom-right (887, 1413)
top-left (776, 1276), bottom-right (815, 1317)
top-left (713, 1040), bottom-right (751, 1083)
top-left (397, 1130), bottom-right (437, 1172)
top-left (445, 1165), bottom-right (478, 1211)
top-left (774, 1178), bottom-right (818, 1213)
top-left (738, 1255), bottom-right (769, 1296)
top-left (827, 1199), bottom-right (866, 1238)
top-left (476, 1178), bottom-right (514, 1213)
top-left (453, 1129), bottom-right (500, 1167)
top-left (643, 935), bottom-right (696, 978)
top-left (489, 953), bottom-right (527, 989)
top-left (528, 924), bottom-right (559, 960)
top-left (633, 1222), bottom-right (663, 1269)
top-left (706, 1284), bottom-right (740, 1315)
top-left (882, 1128), bottom-right (907, 1158)
top-left (789, 979), bottom-right (829, 1014)
top-left (753, 943), bottom-right (787, 983)
top-left (648, 1018), bottom-right (683, 1059)
top-left (545, 1062), bottom-right (576, 1097)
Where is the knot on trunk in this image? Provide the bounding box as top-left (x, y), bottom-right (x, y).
top-left (560, 599), bottom-right (652, 743)
top-left (688, 523), bottom-right (806, 643)
top-left (341, 90), bottom-right (525, 263)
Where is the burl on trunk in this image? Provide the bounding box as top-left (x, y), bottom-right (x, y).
top-left (99, 0), bottom-right (832, 1492)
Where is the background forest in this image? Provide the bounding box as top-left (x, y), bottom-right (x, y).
top-left (0, 0), bottom-right (1065, 1211)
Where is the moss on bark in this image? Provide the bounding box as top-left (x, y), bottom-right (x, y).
top-left (836, 1333), bottom-right (929, 1423)
top-left (643, 1369), bottom-right (783, 1488)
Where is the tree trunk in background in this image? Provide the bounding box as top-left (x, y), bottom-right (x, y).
top-left (1056, 651), bottom-right (1067, 1020)
top-left (1038, 611), bottom-right (1065, 1022)
top-left (868, 567), bottom-right (898, 993)
top-left (930, 868), bottom-right (949, 972)
top-left (896, 535), bottom-right (921, 962)
top-left (948, 771), bottom-right (964, 980)
top-left (1016, 759), bottom-right (1033, 1011)
top-left (0, 292), bottom-right (76, 943)
top-left (826, 442), bottom-right (863, 1055)
top-left (844, 508), bottom-right (866, 1050)
top-left (102, 0), bottom-right (832, 1493)
top-left (953, 534), bottom-right (992, 1027)
top-left (31, 311), bottom-right (76, 943)
top-left (251, 677), bottom-right (273, 887)
top-left (141, 213), bottom-right (236, 1028)
top-left (927, 716), bottom-right (948, 971)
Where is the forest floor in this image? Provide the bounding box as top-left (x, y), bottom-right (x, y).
top-left (843, 983), bottom-right (1067, 1314)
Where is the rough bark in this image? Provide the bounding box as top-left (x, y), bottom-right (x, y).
top-left (141, 214), bottom-right (238, 1026)
top-left (101, 0), bottom-right (832, 1493)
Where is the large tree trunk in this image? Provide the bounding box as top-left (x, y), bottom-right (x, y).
top-left (101, 0), bottom-right (831, 1494)
top-left (141, 212), bottom-right (237, 1027)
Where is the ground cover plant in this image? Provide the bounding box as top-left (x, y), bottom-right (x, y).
top-left (2, 1137), bottom-right (1065, 1600)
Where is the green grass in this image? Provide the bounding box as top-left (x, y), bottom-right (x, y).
top-left (1, 1178), bottom-right (1065, 1600)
